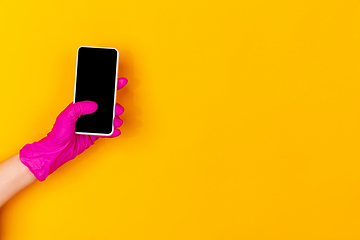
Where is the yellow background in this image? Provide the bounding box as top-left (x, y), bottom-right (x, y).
top-left (1, 0), bottom-right (360, 239)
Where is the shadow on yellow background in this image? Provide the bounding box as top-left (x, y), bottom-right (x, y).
top-left (116, 50), bottom-right (143, 138)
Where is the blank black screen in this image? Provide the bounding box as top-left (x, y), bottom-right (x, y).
top-left (74, 47), bottom-right (118, 135)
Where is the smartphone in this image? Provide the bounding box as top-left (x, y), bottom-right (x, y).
top-left (73, 46), bottom-right (119, 136)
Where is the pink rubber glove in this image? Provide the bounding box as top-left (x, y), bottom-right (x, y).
top-left (19, 77), bottom-right (128, 181)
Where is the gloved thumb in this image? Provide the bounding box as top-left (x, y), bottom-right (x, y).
top-left (71, 101), bottom-right (98, 119)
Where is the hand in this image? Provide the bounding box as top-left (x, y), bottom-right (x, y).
top-left (19, 77), bottom-right (128, 181)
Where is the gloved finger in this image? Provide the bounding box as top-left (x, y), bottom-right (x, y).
top-left (117, 77), bottom-right (128, 90)
top-left (114, 116), bottom-right (123, 128)
top-left (103, 129), bottom-right (121, 138)
top-left (68, 101), bottom-right (98, 118)
top-left (89, 135), bottom-right (100, 142)
top-left (115, 103), bottom-right (124, 115)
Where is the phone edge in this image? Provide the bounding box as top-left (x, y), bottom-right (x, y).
top-left (73, 46), bottom-right (119, 137)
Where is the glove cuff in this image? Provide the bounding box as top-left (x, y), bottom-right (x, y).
top-left (19, 137), bottom-right (70, 181)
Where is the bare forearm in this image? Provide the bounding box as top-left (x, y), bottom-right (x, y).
top-left (0, 153), bottom-right (36, 207)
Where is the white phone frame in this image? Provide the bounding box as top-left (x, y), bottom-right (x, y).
top-left (73, 46), bottom-right (119, 136)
